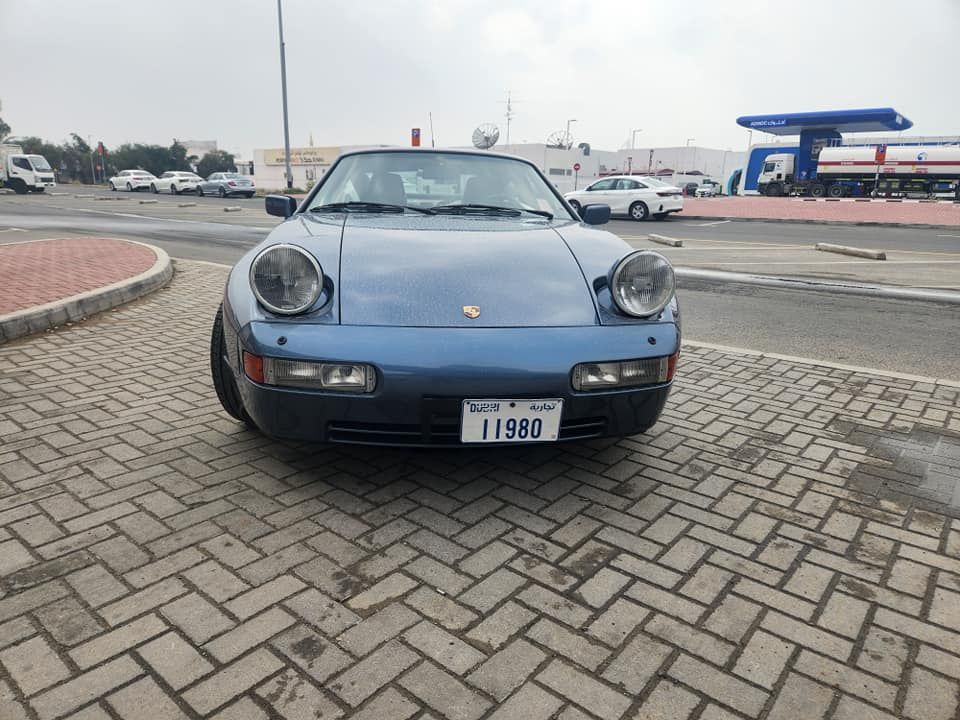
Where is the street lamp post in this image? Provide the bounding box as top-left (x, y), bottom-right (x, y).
top-left (277, 0), bottom-right (293, 190)
top-left (566, 118), bottom-right (577, 145)
top-left (631, 128), bottom-right (642, 149)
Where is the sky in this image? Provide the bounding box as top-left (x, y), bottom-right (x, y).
top-left (1, 0), bottom-right (958, 158)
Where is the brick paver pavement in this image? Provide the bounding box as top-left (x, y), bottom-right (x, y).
top-left (683, 196), bottom-right (960, 226)
top-left (0, 238), bottom-right (157, 314)
top-left (1, 260), bottom-right (959, 720)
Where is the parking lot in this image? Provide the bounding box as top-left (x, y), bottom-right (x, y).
top-left (1, 257), bottom-right (960, 720)
top-left (7, 188), bottom-right (960, 291)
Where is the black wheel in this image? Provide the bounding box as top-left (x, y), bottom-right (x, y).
top-left (210, 305), bottom-right (255, 427)
top-left (170, 184), bottom-right (178, 195)
top-left (827, 184), bottom-right (844, 198)
top-left (151, 184), bottom-right (158, 193)
top-left (245, 193), bottom-right (255, 199)
top-left (764, 183), bottom-right (782, 197)
top-left (196, 186), bottom-right (204, 197)
top-left (10, 179), bottom-right (28, 194)
top-left (955, 183), bottom-right (960, 201)
top-left (218, 186), bottom-right (227, 198)
top-left (568, 199), bottom-right (582, 214)
top-left (109, 182), bottom-right (116, 192)
top-left (125, 182), bottom-right (133, 192)
top-left (652, 213), bottom-right (667, 220)
top-left (809, 183), bottom-right (826, 198)
top-left (628, 201), bottom-right (649, 221)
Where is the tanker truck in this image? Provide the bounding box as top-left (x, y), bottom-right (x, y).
top-left (757, 144), bottom-right (960, 199)
top-left (0, 144), bottom-right (57, 193)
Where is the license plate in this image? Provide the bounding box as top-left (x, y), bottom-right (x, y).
top-left (460, 399), bottom-right (563, 443)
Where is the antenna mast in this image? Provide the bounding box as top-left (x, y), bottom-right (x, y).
top-left (501, 91), bottom-right (515, 149)
top-left (429, 112), bottom-right (435, 148)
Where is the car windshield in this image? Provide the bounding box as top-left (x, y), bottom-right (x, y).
top-left (307, 151), bottom-right (573, 219)
top-left (28, 155), bottom-right (52, 171)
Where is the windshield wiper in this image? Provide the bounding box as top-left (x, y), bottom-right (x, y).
top-left (432, 204), bottom-right (553, 220)
top-left (310, 201), bottom-right (435, 215)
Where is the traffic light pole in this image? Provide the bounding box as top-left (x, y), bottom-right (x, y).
top-left (277, 0), bottom-right (293, 190)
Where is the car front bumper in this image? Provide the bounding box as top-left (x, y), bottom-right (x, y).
top-left (225, 318), bottom-right (679, 446)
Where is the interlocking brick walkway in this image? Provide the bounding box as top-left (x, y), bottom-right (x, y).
top-left (0, 238), bottom-right (156, 314)
top-left (1, 261), bottom-right (959, 720)
top-left (683, 196), bottom-right (960, 225)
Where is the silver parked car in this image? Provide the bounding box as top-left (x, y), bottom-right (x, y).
top-left (196, 172), bottom-right (256, 198)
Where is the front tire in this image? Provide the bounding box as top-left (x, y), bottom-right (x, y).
top-left (126, 182), bottom-right (133, 192)
top-left (764, 183), bottom-right (782, 197)
top-left (210, 305), bottom-right (255, 428)
top-left (170, 184), bottom-right (178, 195)
top-left (629, 201), bottom-right (649, 221)
top-left (568, 199), bottom-right (582, 214)
top-left (151, 184), bottom-right (158, 193)
top-left (109, 182), bottom-right (116, 192)
top-left (196, 186), bottom-right (204, 197)
top-left (9, 179), bottom-right (28, 194)
top-left (218, 186), bottom-right (227, 198)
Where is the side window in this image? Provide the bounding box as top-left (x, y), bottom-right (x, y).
top-left (763, 162), bottom-right (776, 173)
top-left (617, 179), bottom-right (644, 190)
top-left (162, 172), bottom-right (171, 178)
top-left (587, 179), bottom-right (615, 191)
top-left (12, 157), bottom-right (32, 170)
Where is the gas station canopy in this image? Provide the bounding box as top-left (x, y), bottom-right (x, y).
top-left (736, 108), bottom-right (913, 135)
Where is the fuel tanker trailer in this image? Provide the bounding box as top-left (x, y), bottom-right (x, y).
top-left (757, 144), bottom-right (960, 198)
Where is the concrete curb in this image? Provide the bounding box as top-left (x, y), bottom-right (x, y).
top-left (814, 242), bottom-right (886, 260)
top-left (648, 233), bottom-right (683, 247)
top-left (675, 266), bottom-right (960, 305)
top-left (0, 240), bottom-right (174, 345)
top-left (676, 214), bottom-right (960, 231)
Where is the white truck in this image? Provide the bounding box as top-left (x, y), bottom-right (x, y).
top-left (757, 144), bottom-right (960, 199)
top-left (0, 144), bottom-right (56, 193)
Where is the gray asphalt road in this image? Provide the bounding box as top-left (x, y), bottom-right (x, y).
top-left (3, 195), bottom-right (959, 379)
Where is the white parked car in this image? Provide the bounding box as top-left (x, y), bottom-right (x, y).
top-left (152, 171), bottom-right (203, 195)
top-left (564, 175), bottom-right (683, 221)
top-left (109, 170), bottom-right (157, 192)
top-left (694, 179), bottom-right (722, 197)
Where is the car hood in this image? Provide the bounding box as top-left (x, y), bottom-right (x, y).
top-left (322, 215), bottom-right (598, 328)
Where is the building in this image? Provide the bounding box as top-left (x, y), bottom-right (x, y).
top-left (247, 141), bottom-right (743, 193)
top-left (180, 140), bottom-right (218, 164)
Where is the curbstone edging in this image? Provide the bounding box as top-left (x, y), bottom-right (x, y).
top-left (814, 242), bottom-right (886, 260)
top-left (0, 240), bottom-right (174, 345)
top-left (648, 233), bottom-right (683, 247)
top-left (223, 206), bottom-right (242, 212)
top-left (675, 266), bottom-right (960, 305)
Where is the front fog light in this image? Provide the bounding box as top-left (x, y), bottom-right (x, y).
top-left (262, 358), bottom-right (376, 392)
top-left (572, 354), bottom-right (676, 391)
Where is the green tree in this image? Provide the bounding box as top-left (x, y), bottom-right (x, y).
top-left (197, 150), bottom-right (237, 178)
top-left (0, 98), bottom-right (10, 142)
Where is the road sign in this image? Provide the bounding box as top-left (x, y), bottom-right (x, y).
top-left (411, 128), bottom-right (421, 147)
top-left (875, 144), bottom-right (887, 164)
top-left (573, 162), bottom-right (581, 171)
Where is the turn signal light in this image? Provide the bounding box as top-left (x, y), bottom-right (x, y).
top-left (242, 351), bottom-right (264, 383)
top-left (572, 351), bottom-right (679, 391)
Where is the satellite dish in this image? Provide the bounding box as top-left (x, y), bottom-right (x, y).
top-left (472, 123), bottom-right (500, 150)
top-left (546, 130), bottom-right (573, 149)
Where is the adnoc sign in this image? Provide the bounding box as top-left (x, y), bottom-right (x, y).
top-left (263, 147), bottom-right (340, 166)
top-left (747, 119), bottom-right (787, 128)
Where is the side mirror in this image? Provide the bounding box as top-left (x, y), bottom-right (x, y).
top-left (580, 203), bottom-right (610, 225)
top-left (265, 194), bottom-right (298, 218)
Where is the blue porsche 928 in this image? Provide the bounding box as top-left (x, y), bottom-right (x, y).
top-left (210, 148), bottom-right (680, 446)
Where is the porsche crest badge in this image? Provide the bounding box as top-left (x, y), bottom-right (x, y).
top-left (463, 305), bottom-right (481, 319)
